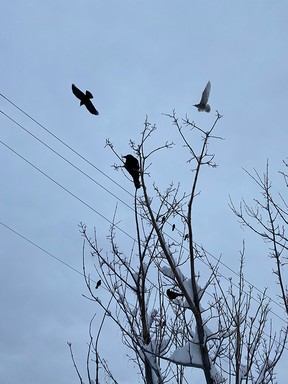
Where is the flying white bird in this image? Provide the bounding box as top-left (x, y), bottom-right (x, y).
top-left (194, 81), bottom-right (211, 112)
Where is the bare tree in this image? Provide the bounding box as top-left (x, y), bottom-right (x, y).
top-left (71, 114), bottom-right (288, 384)
top-left (230, 161), bottom-right (288, 315)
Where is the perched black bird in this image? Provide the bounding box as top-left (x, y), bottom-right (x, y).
top-left (167, 289), bottom-right (184, 300)
top-left (71, 84), bottom-right (99, 115)
top-left (95, 280), bottom-right (101, 289)
top-left (193, 81), bottom-right (211, 112)
top-left (184, 234), bottom-right (189, 241)
top-left (172, 224), bottom-right (176, 231)
top-left (123, 154), bottom-right (141, 189)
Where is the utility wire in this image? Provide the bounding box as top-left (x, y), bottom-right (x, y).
top-left (0, 93), bottom-right (134, 198)
top-left (0, 109), bottom-right (134, 213)
top-left (1, 94), bottom-right (287, 323)
top-left (0, 139), bottom-right (135, 242)
top-left (0, 220), bottom-right (85, 279)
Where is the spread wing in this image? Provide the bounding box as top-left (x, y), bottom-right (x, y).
top-left (85, 100), bottom-right (99, 115)
top-left (85, 90), bottom-right (93, 99)
top-left (72, 84), bottom-right (85, 100)
top-left (200, 81), bottom-right (211, 105)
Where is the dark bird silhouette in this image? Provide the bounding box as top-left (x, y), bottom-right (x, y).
top-left (123, 154), bottom-right (141, 189)
top-left (167, 289), bottom-right (184, 300)
top-left (194, 81), bottom-right (211, 112)
top-left (95, 280), bottom-right (101, 289)
top-left (172, 224), bottom-right (175, 231)
top-left (71, 84), bottom-right (99, 115)
top-left (184, 234), bottom-right (189, 241)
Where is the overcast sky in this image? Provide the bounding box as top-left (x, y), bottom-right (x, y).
top-left (1, 1), bottom-right (288, 383)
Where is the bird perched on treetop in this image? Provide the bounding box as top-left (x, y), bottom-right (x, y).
top-left (193, 81), bottom-right (211, 112)
top-left (71, 84), bottom-right (99, 115)
top-left (123, 154), bottom-right (141, 189)
top-left (167, 289), bottom-right (184, 300)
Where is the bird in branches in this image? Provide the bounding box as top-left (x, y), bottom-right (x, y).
top-left (71, 84), bottom-right (99, 115)
top-left (95, 280), bottom-right (101, 289)
top-left (166, 289), bottom-right (184, 300)
top-left (123, 154), bottom-right (141, 189)
top-left (193, 81), bottom-right (211, 112)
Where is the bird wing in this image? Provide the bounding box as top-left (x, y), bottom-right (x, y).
top-left (85, 100), bottom-right (99, 115)
top-left (131, 173), bottom-right (141, 189)
top-left (72, 84), bottom-right (85, 100)
top-left (124, 166), bottom-right (140, 188)
top-left (126, 155), bottom-right (139, 169)
top-left (200, 81), bottom-right (211, 105)
top-left (85, 90), bottom-right (93, 99)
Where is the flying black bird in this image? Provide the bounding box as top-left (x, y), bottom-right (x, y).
top-left (95, 280), bottom-right (101, 289)
top-left (194, 81), bottom-right (211, 112)
top-left (123, 154), bottom-right (141, 189)
top-left (71, 84), bottom-right (99, 115)
top-left (167, 289), bottom-right (184, 300)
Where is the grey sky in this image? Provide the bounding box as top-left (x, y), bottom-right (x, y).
top-left (1, 1), bottom-right (288, 383)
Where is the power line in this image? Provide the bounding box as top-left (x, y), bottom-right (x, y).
top-left (0, 109), bottom-right (134, 213)
top-left (0, 93), bottom-right (134, 198)
top-left (1, 94), bottom-right (287, 323)
top-left (0, 220), bottom-right (85, 279)
top-left (0, 139), bottom-right (135, 242)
